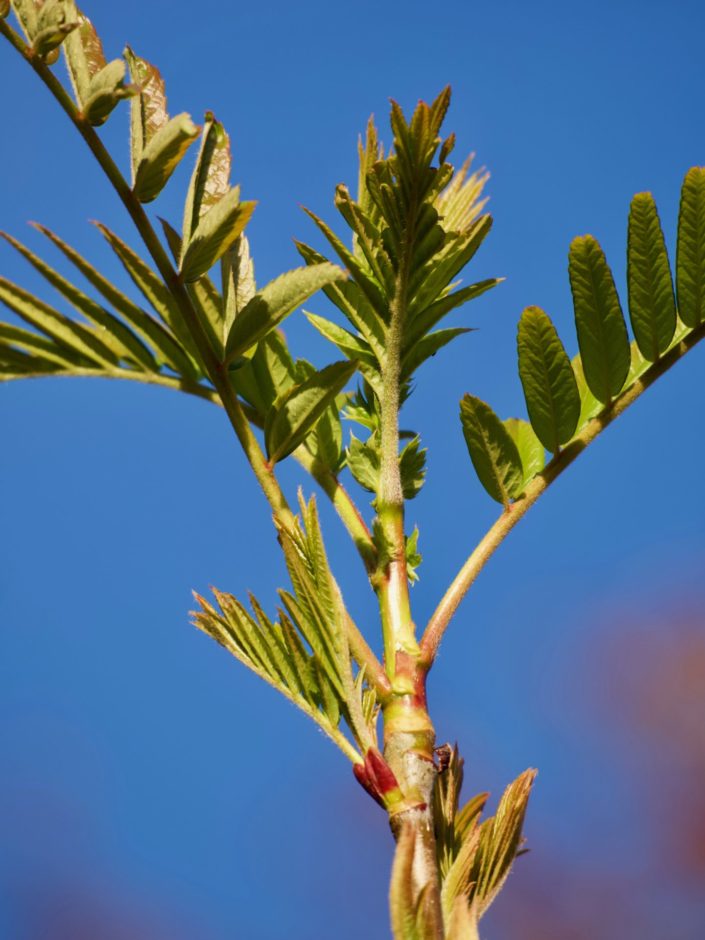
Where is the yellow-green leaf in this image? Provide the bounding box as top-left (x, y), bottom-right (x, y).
top-left (517, 305), bottom-right (580, 453)
top-left (627, 192), bottom-right (676, 360)
top-left (460, 394), bottom-right (523, 507)
top-left (180, 189), bottom-right (256, 283)
top-left (133, 114), bottom-right (200, 204)
top-left (265, 360), bottom-right (357, 463)
top-left (568, 235), bottom-right (630, 403)
top-left (676, 167), bottom-right (705, 328)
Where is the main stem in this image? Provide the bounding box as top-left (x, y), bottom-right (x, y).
top-left (378, 264), bottom-right (442, 936)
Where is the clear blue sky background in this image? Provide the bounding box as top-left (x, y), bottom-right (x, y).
top-left (1, 1), bottom-right (705, 937)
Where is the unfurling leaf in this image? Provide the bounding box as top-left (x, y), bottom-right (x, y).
top-left (33, 1), bottom-right (78, 58)
top-left (568, 235), bottom-right (630, 403)
top-left (133, 114), bottom-right (200, 204)
top-left (468, 769), bottom-right (536, 916)
top-left (125, 46), bottom-right (168, 183)
top-left (627, 192), bottom-right (676, 360)
top-left (445, 899), bottom-right (480, 940)
top-left (62, 5), bottom-right (106, 107)
top-left (460, 394), bottom-right (523, 506)
top-left (517, 306), bottom-right (580, 453)
top-left (180, 189), bottom-right (256, 283)
top-left (225, 263), bottom-right (347, 363)
top-left (183, 114), bottom-right (232, 246)
top-left (677, 167), bottom-right (705, 328)
top-left (222, 235), bottom-right (256, 340)
top-left (264, 360), bottom-right (357, 463)
top-left (83, 58), bottom-right (136, 126)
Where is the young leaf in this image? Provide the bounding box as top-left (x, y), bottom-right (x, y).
top-left (180, 189), bottom-right (256, 283)
top-left (468, 769), bottom-right (536, 916)
top-left (627, 192), bottom-right (677, 361)
top-left (62, 6), bottom-right (106, 108)
top-left (0, 231), bottom-right (156, 370)
top-left (33, 1), bottom-right (78, 59)
top-left (33, 223), bottom-right (196, 377)
top-left (222, 235), bottom-right (256, 340)
top-left (460, 394), bottom-right (523, 507)
top-left (225, 263), bottom-right (346, 364)
top-left (83, 58), bottom-right (135, 126)
top-left (0, 277), bottom-right (117, 367)
top-left (504, 417), bottom-right (545, 489)
top-left (133, 114), bottom-right (200, 204)
top-left (517, 306), bottom-right (580, 453)
top-left (124, 46), bottom-right (167, 183)
top-left (346, 433), bottom-right (380, 494)
top-left (183, 114), bottom-right (232, 247)
top-left (568, 235), bottom-right (630, 403)
top-left (399, 435), bottom-right (427, 499)
top-left (676, 167), bottom-right (705, 328)
top-left (264, 360), bottom-right (357, 463)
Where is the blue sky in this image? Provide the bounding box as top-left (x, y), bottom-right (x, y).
top-left (2, 1), bottom-right (705, 937)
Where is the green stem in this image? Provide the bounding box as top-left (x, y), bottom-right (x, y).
top-left (421, 319), bottom-right (705, 663)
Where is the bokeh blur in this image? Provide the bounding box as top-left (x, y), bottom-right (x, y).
top-left (1, 1), bottom-right (704, 937)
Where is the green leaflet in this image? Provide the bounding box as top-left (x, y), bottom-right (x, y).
top-left (460, 394), bottom-right (523, 507)
top-left (10, 1), bottom-right (38, 39)
top-left (517, 306), bottom-right (580, 453)
top-left (568, 234), bottom-right (630, 403)
top-left (401, 327), bottom-right (471, 380)
top-left (0, 231), bottom-right (156, 371)
top-left (264, 360), bottom-right (357, 463)
top-left (504, 418), bottom-right (545, 490)
top-left (225, 263), bottom-right (346, 364)
top-left (83, 58), bottom-right (135, 127)
top-left (0, 277), bottom-right (118, 367)
top-left (676, 167), bottom-right (705, 328)
top-left (305, 312), bottom-right (378, 370)
top-left (0, 321), bottom-right (89, 370)
top-left (133, 114), bottom-right (200, 204)
top-left (346, 433), bottom-right (380, 493)
top-left (180, 189), bottom-right (256, 283)
top-left (399, 435), bottom-right (426, 499)
top-left (95, 222), bottom-right (202, 375)
top-left (403, 278), bottom-right (498, 351)
top-left (124, 46), bottom-right (168, 183)
top-left (231, 329), bottom-right (296, 420)
top-left (183, 114), bottom-right (232, 247)
top-left (627, 192), bottom-right (676, 361)
top-left (33, 223), bottom-right (196, 377)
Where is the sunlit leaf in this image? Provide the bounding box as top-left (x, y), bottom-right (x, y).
top-left (460, 394), bottom-right (523, 506)
top-left (676, 167), bottom-right (705, 328)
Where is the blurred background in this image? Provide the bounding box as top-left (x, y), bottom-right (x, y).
top-left (1, 0), bottom-right (704, 937)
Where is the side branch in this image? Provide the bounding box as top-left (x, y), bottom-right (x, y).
top-left (421, 320), bottom-right (705, 662)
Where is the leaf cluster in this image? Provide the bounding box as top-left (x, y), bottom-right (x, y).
top-left (461, 170), bottom-right (705, 506)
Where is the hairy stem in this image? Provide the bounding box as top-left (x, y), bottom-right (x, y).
top-left (421, 320), bottom-right (705, 662)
